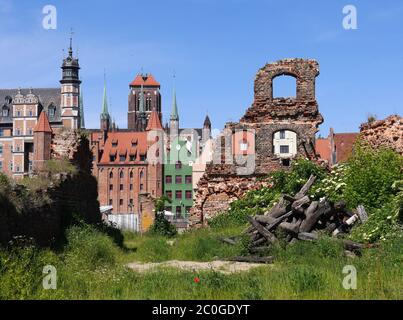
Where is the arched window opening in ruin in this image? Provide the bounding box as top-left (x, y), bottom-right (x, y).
top-left (273, 130), bottom-right (298, 158)
top-left (272, 74), bottom-right (297, 99)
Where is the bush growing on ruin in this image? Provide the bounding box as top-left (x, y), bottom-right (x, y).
top-left (149, 196), bottom-right (177, 238)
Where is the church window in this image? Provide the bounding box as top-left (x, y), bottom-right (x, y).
top-left (109, 172), bottom-right (114, 179)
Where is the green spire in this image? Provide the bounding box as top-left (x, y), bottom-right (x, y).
top-left (101, 80), bottom-right (109, 118)
top-left (170, 86), bottom-right (179, 121)
top-left (79, 90), bottom-right (85, 128)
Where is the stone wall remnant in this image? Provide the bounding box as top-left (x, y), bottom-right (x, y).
top-left (190, 59), bottom-right (324, 228)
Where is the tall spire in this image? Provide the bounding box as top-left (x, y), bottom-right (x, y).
top-left (69, 28), bottom-right (74, 58)
top-left (170, 76), bottom-right (179, 121)
top-left (79, 90), bottom-right (85, 128)
top-left (101, 73), bottom-right (110, 119)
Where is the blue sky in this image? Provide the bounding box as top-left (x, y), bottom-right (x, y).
top-left (0, 0), bottom-right (402, 135)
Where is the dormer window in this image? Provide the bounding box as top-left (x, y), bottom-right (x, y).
top-left (2, 106), bottom-right (9, 117)
top-left (48, 104), bottom-right (56, 118)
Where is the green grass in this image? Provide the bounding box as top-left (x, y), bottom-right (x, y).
top-left (0, 224), bottom-right (402, 300)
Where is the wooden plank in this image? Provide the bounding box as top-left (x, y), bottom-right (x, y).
top-left (294, 175), bottom-right (317, 199)
top-left (247, 216), bottom-right (278, 244)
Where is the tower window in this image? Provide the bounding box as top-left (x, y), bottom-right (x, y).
top-left (280, 130), bottom-right (286, 139)
top-left (280, 145), bottom-right (289, 154)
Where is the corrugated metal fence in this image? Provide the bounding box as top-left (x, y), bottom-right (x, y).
top-left (106, 214), bottom-right (139, 232)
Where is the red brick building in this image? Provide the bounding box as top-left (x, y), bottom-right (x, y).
top-left (316, 128), bottom-right (358, 165)
top-left (90, 81), bottom-right (164, 215)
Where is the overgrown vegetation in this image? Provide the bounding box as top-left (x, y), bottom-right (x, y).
top-left (210, 142), bottom-right (403, 244)
top-left (149, 196), bottom-right (177, 237)
top-left (0, 223), bottom-right (401, 300)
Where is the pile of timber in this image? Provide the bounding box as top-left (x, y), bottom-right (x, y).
top-left (243, 175), bottom-right (371, 256)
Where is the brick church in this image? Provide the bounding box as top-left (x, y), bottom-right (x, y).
top-left (0, 40), bottom-right (84, 179)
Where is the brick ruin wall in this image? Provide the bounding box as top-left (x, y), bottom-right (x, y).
top-left (0, 129), bottom-right (100, 246)
top-left (360, 115), bottom-right (402, 155)
top-left (190, 59), bottom-right (324, 228)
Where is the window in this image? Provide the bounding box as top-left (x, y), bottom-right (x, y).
top-left (280, 145), bottom-right (289, 154)
top-left (120, 171), bottom-right (124, 179)
top-left (17, 111), bottom-right (21, 117)
top-left (185, 175), bottom-right (192, 184)
top-left (0, 129), bottom-right (3, 137)
top-left (130, 155), bottom-right (136, 161)
top-left (16, 129), bottom-right (21, 136)
top-left (240, 141), bottom-right (248, 151)
top-left (0, 144), bottom-right (2, 155)
top-left (109, 172), bottom-right (114, 179)
top-left (109, 199), bottom-right (113, 205)
top-left (129, 199), bottom-right (133, 205)
top-left (130, 184), bottom-right (133, 191)
top-left (175, 175), bottom-right (182, 184)
top-left (175, 190), bottom-right (182, 199)
top-left (175, 162), bottom-right (182, 170)
top-left (119, 199), bottom-right (123, 206)
top-left (176, 206), bottom-right (182, 215)
top-left (140, 155), bottom-right (147, 161)
top-left (119, 155), bottom-right (126, 162)
top-left (109, 184), bottom-right (113, 191)
top-left (280, 130), bottom-right (286, 139)
top-left (2, 107), bottom-right (9, 117)
top-left (166, 175), bottom-right (172, 184)
top-left (130, 172), bottom-right (134, 180)
top-left (120, 184), bottom-right (124, 191)
top-left (9, 162), bottom-right (13, 171)
top-left (48, 105), bottom-right (56, 118)
top-left (28, 161), bottom-right (32, 172)
top-left (0, 161), bottom-right (2, 170)
top-left (272, 74), bottom-right (297, 98)
top-left (140, 184), bottom-right (144, 191)
top-left (29, 111), bottom-right (33, 117)
top-left (282, 159), bottom-right (291, 167)
top-left (166, 191), bottom-right (172, 199)
top-left (185, 190), bottom-right (192, 199)
top-left (28, 128), bottom-right (33, 136)
top-left (110, 155), bottom-right (116, 162)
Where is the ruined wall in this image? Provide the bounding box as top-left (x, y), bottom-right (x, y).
top-left (190, 59), bottom-right (323, 228)
top-left (360, 115), bottom-right (402, 155)
top-left (0, 130), bottom-right (100, 247)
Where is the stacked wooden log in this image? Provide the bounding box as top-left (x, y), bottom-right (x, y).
top-left (244, 175), bottom-right (369, 254)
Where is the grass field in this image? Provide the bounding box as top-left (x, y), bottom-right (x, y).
top-left (0, 223), bottom-right (402, 300)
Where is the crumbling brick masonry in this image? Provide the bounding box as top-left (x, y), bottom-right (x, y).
top-left (190, 59), bottom-right (324, 227)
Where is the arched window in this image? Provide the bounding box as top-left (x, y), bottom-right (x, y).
top-left (120, 171), bottom-right (124, 179)
top-left (272, 75), bottom-right (297, 98)
top-left (130, 171), bottom-right (133, 179)
top-left (109, 171), bottom-right (113, 179)
top-left (273, 130), bottom-right (298, 158)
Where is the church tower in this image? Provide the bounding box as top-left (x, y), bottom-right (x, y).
top-left (128, 73), bottom-right (161, 130)
top-left (60, 37), bottom-right (81, 130)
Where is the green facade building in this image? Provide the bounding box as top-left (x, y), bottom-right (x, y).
top-left (163, 87), bottom-right (198, 218)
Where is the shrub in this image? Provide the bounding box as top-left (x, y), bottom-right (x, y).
top-left (342, 142), bottom-right (402, 210)
top-left (270, 157), bottom-right (327, 195)
top-left (149, 197), bottom-right (177, 238)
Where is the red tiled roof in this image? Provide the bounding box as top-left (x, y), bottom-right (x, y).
top-left (34, 111), bottom-right (52, 133)
top-left (146, 109), bottom-right (163, 131)
top-left (144, 74), bottom-right (160, 86)
top-left (315, 138), bottom-right (331, 162)
top-left (334, 133), bottom-right (359, 163)
top-left (129, 74), bottom-right (160, 87)
top-left (99, 132), bottom-right (149, 164)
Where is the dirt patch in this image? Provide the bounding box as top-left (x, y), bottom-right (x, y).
top-left (127, 260), bottom-right (271, 274)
